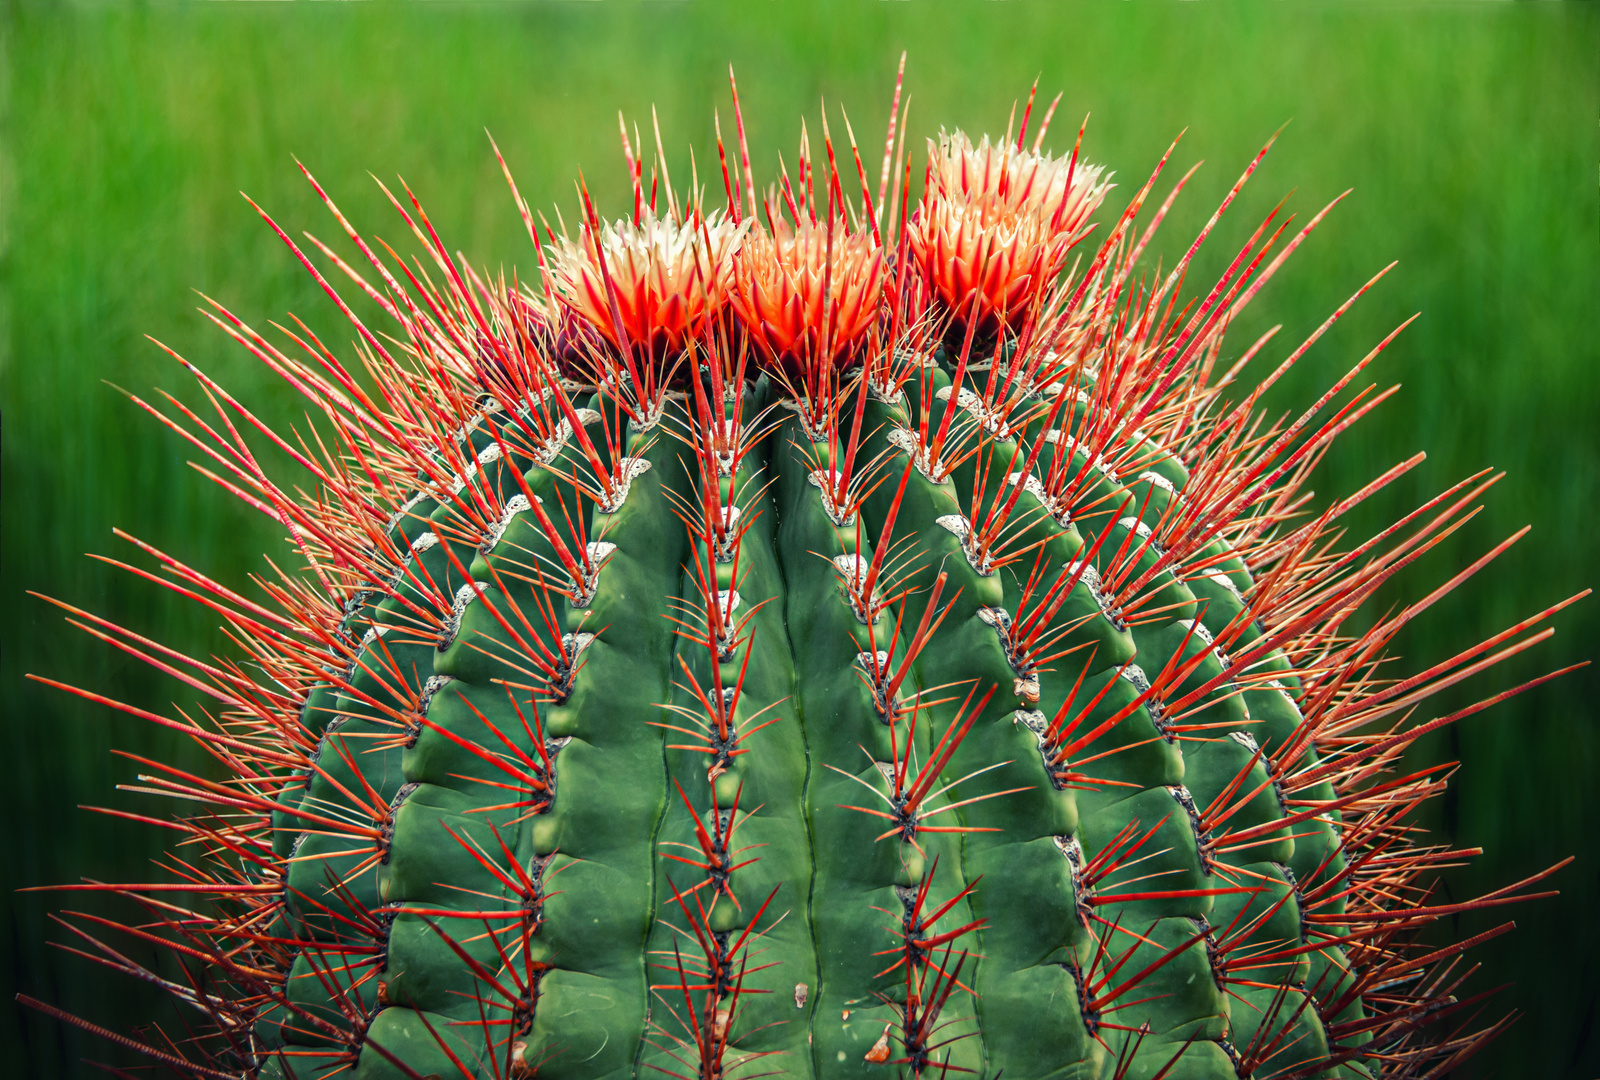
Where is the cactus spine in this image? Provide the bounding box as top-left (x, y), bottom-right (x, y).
top-left (27, 68), bottom-right (1580, 1080)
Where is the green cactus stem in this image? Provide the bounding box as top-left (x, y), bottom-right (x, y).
top-left (24, 66), bottom-right (1582, 1080)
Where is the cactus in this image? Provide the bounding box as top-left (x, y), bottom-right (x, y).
top-left (24, 68), bottom-right (1582, 1080)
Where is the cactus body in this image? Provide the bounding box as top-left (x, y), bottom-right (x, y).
top-left (31, 75), bottom-right (1578, 1080)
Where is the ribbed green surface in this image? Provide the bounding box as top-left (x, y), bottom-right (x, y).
top-left (258, 367), bottom-right (1359, 1079)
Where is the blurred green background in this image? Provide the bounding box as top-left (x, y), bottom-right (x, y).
top-left (2, 2), bottom-right (1595, 1077)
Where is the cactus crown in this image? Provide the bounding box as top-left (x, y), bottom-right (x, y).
top-left (28, 64), bottom-right (1579, 1080)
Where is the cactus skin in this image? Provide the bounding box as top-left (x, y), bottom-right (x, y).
top-left (27, 70), bottom-right (1581, 1080)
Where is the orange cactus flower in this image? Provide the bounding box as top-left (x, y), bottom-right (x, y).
top-left (549, 209), bottom-right (746, 363)
top-left (730, 217), bottom-right (884, 381)
top-left (909, 130), bottom-right (1110, 341)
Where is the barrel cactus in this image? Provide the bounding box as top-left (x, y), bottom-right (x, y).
top-left (25, 68), bottom-right (1580, 1080)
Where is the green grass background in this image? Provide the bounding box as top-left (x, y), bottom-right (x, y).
top-left (2, 2), bottom-right (1595, 1077)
